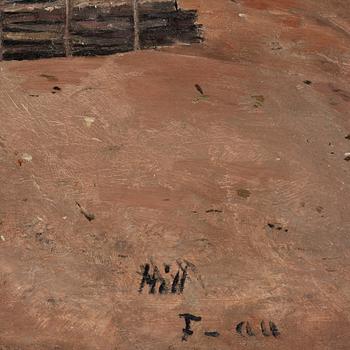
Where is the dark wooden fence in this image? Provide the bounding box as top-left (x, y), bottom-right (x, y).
top-left (0, 0), bottom-right (202, 60)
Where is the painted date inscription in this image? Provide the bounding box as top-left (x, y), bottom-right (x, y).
top-left (179, 314), bottom-right (280, 341)
top-left (137, 263), bottom-right (281, 342)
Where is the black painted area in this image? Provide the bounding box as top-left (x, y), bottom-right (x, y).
top-left (5, 0), bottom-right (57, 3)
top-left (236, 321), bottom-right (245, 335)
top-left (269, 321), bottom-right (280, 337)
top-left (138, 263), bottom-right (188, 294)
top-left (1, 3), bottom-right (203, 61)
top-left (204, 331), bottom-right (220, 337)
top-left (2, 40), bottom-right (65, 60)
top-left (179, 313), bottom-right (202, 341)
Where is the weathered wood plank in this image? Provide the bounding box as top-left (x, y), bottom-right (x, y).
top-left (0, 1), bottom-right (202, 60)
top-left (0, 10), bottom-right (3, 60)
top-left (4, 0), bottom-right (58, 3)
top-left (64, 0), bottom-right (72, 55)
top-left (139, 0), bottom-right (175, 15)
top-left (72, 5), bottom-right (133, 20)
top-left (70, 18), bottom-right (132, 33)
top-left (3, 9), bottom-right (65, 24)
top-left (3, 31), bottom-right (62, 40)
top-left (3, 22), bottom-right (64, 32)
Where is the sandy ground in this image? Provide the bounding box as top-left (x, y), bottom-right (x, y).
top-left (1, 0), bottom-right (350, 349)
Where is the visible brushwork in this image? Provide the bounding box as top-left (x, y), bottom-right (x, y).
top-left (179, 313), bottom-right (202, 341)
top-left (0, 0), bottom-right (203, 60)
top-left (236, 320), bottom-right (280, 338)
top-left (138, 262), bottom-right (188, 294)
top-left (204, 331), bottom-right (220, 337)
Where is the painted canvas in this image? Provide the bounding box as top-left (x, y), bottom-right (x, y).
top-left (0, 0), bottom-right (350, 349)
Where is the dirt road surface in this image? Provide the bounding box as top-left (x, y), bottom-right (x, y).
top-left (1, 0), bottom-right (350, 349)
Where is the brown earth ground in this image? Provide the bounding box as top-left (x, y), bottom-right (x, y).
top-left (1, 0), bottom-right (350, 349)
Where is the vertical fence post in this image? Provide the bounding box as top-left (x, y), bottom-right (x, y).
top-left (64, 0), bottom-right (72, 56)
top-left (0, 6), bottom-right (3, 61)
top-left (132, 0), bottom-right (140, 50)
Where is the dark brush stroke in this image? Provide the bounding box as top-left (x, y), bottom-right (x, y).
top-left (179, 313), bottom-right (202, 341)
top-left (204, 331), bottom-right (220, 337)
top-left (171, 271), bottom-right (180, 293)
top-left (269, 321), bottom-right (280, 337)
top-left (236, 321), bottom-right (245, 336)
top-left (1, 6), bottom-right (202, 61)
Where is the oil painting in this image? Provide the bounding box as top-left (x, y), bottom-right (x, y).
top-left (0, 0), bottom-right (350, 349)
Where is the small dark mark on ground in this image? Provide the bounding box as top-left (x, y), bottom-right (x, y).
top-left (106, 144), bottom-right (123, 152)
top-left (330, 152), bottom-right (335, 154)
top-left (22, 198), bottom-right (28, 202)
top-left (267, 222), bottom-right (288, 232)
top-left (195, 84), bottom-right (204, 95)
top-left (330, 86), bottom-right (350, 102)
top-left (118, 254), bottom-right (128, 258)
top-left (17, 159), bottom-right (23, 166)
top-left (164, 264), bottom-right (170, 273)
top-left (316, 206), bottom-right (324, 213)
top-left (206, 209), bottom-right (223, 213)
top-left (35, 231), bottom-right (55, 248)
top-left (40, 74), bottom-right (58, 81)
top-left (237, 188), bottom-right (251, 198)
top-left (29, 94), bottom-right (39, 97)
top-left (345, 134), bottom-right (350, 140)
top-left (271, 41), bottom-right (282, 50)
top-left (344, 155), bottom-right (350, 161)
top-left (192, 210), bottom-right (198, 213)
top-left (252, 95), bottom-right (264, 108)
top-left (204, 331), bottom-right (220, 337)
top-left (52, 86), bottom-right (61, 94)
top-left (75, 202), bottom-right (95, 221)
top-left (47, 297), bottom-right (56, 304)
top-left (163, 198), bottom-right (170, 201)
top-left (304, 80), bottom-right (312, 85)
